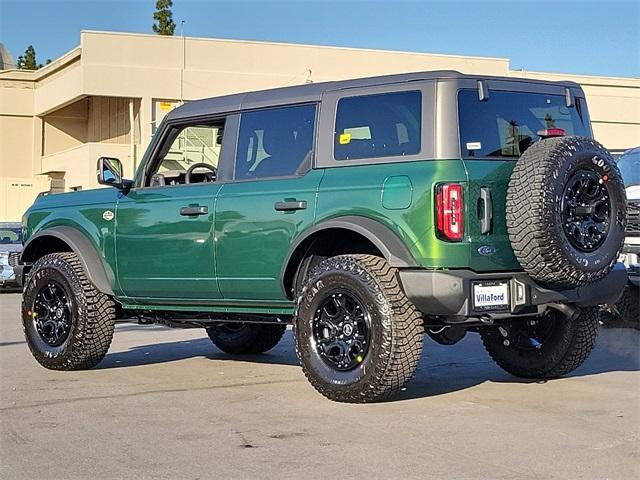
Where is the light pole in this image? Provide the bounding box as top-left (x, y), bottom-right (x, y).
top-left (180, 20), bottom-right (186, 104)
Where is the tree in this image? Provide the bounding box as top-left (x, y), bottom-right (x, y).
top-left (152, 0), bottom-right (176, 35)
top-left (16, 45), bottom-right (51, 70)
top-left (17, 45), bottom-right (39, 70)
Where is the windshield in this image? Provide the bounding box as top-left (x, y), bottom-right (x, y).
top-left (617, 149), bottom-right (640, 187)
top-left (458, 89), bottom-right (590, 158)
top-left (0, 227), bottom-right (22, 245)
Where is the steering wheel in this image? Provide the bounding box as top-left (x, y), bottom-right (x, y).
top-left (185, 163), bottom-right (217, 184)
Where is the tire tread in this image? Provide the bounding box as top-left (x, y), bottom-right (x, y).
top-left (22, 252), bottom-right (115, 370)
top-left (294, 254), bottom-right (424, 403)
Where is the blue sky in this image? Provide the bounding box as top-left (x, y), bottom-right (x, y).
top-left (1, 0), bottom-right (639, 77)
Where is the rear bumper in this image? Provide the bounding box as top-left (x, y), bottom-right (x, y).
top-left (398, 263), bottom-right (628, 318)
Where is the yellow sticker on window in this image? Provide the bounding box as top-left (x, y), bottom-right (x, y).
top-left (339, 133), bottom-right (352, 145)
top-left (159, 101), bottom-right (173, 111)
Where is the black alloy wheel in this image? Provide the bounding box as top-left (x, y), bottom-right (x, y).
top-left (31, 281), bottom-right (73, 347)
top-left (312, 290), bottom-right (371, 371)
top-left (562, 169), bottom-right (611, 252)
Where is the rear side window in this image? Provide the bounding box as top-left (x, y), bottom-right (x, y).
top-left (458, 89), bottom-right (589, 158)
top-left (235, 104), bottom-right (316, 179)
top-left (334, 90), bottom-right (421, 161)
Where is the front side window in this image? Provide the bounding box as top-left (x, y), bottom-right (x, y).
top-left (334, 90), bottom-right (422, 161)
top-left (458, 89), bottom-right (589, 158)
top-left (149, 123), bottom-right (223, 186)
top-left (235, 104), bottom-right (316, 180)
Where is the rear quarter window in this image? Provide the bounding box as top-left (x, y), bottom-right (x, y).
top-left (458, 89), bottom-right (589, 159)
top-left (334, 90), bottom-right (421, 161)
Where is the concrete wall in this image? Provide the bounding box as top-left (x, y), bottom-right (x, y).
top-left (88, 97), bottom-right (140, 144)
top-left (42, 143), bottom-right (135, 191)
top-left (0, 176), bottom-right (50, 221)
top-left (0, 116), bottom-right (34, 178)
top-left (42, 98), bottom-right (89, 156)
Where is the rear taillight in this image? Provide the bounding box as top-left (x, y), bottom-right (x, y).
top-left (436, 183), bottom-right (464, 242)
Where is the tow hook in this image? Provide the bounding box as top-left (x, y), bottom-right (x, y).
top-left (498, 326), bottom-right (510, 346)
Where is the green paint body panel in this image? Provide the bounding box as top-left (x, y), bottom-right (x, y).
top-left (461, 159), bottom-right (521, 271)
top-left (316, 160), bottom-right (471, 269)
top-left (114, 183), bottom-right (221, 300)
top-left (24, 189), bottom-right (120, 283)
top-left (23, 157), bottom-right (520, 314)
top-left (215, 169), bottom-right (324, 301)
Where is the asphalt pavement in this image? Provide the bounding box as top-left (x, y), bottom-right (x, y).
top-left (1, 292), bottom-right (639, 479)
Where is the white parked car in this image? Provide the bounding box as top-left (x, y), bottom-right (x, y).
top-left (0, 222), bottom-right (23, 291)
top-left (606, 148), bottom-right (639, 327)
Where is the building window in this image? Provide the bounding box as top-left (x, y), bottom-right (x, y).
top-left (334, 90), bottom-right (422, 161)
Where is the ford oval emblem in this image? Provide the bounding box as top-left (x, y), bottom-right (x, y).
top-left (478, 245), bottom-right (496, 256)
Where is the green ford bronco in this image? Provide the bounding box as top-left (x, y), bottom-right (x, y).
top-left (17, 71), bottom-right (628, 402)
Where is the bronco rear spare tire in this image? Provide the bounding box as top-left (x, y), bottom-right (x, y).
top-left (507, 136), bottom-right (626, 288)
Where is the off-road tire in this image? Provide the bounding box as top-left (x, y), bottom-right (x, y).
top-left (615, 285), bottom-right (640, 329)
top-left (480, 307), bottom-right (599, 379)
top-left (22, 252), bottom-right (116, 370)
top-left (206, 323), bottom-right (286, 354)
top-left (293, 254), bottom-right (424, 403)
top-left (601, 285), bottom-right (640, 330)
top-left (507, 136), bottom-right (626, 288)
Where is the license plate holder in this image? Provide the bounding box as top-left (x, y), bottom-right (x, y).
top-left (472, 280), bottom-right (510, 312)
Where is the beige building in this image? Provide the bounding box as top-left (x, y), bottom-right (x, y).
top-left (1, 30), bottom-right (639, 221)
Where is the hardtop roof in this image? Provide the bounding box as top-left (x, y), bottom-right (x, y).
top-left (166, 70), bottom-right (582, 121)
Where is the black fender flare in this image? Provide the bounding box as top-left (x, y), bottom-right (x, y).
top-left (21, 226), bottom-right (115, 296)
top-left (281, 215), bottom-right (418, 295)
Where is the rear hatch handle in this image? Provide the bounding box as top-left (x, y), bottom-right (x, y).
top-left (480, 187), bottom-right (493, 234)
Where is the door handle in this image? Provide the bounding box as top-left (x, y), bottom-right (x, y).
top-left (180, 205), bottom-right (208, 216)
top-left (480, 187), bottom-right (492, 234)
top-left (274, 200), bottom-right (307, 211)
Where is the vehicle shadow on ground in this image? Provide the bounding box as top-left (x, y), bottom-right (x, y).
top-left (99, 325), bottom-right (640, 401)
top-left (396, 327), bottom-right (640, 401)
top-left (99, 327), bottom-right (301, 369)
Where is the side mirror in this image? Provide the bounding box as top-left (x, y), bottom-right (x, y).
top-left (97, 157), bottom-right (130, 190)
